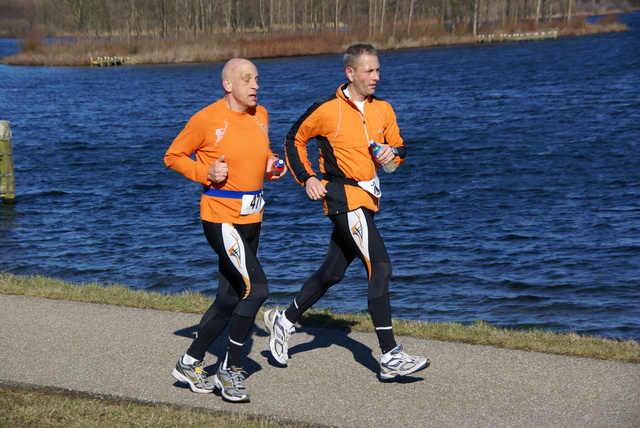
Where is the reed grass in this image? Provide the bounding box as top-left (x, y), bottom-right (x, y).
top-left (0, 18), bottom-right (628, 67)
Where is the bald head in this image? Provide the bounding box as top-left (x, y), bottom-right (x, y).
top-left (221, 58), bottom-right (260, 112)
top-left (221, 58), bottom-right (254, 82)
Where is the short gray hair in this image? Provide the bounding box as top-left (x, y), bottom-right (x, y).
top-left (343, 44), bottom-right (377, 69)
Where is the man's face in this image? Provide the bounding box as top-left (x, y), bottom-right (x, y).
top-left (347, 54), bottom-right (380, 101)
top-left (226, 61), bottom-right (259, 112)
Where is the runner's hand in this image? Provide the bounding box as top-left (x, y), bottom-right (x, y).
top-left (375, 144), bottom-right (395, 165)
top-left (305, 176), bottom-right (327, 201)
top-left (266, 155), bottom-right (287, 181)
top-left (208, 155), bottom-right (228, 183)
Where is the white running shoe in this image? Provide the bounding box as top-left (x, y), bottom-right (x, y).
top-left (171, 358), bottom-right (215, 393)
top-left (213, 365), bottom-right (250, 403)
top-left (379, 344), bottom-right (430, 380)
top-left (264, 309), bottom-right (295, 365)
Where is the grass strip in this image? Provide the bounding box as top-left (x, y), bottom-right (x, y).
top-left (0, 382), bottom-right (316, 428)
top-left (1, 271), bottom-right (637, 427)
top-left (1, 271), bottom-right (638, 363)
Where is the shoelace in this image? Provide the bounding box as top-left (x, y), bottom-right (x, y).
top-left (387, 350), bottom-right (417, 364)
top-left (282, 326), bottom-right (295, 354)
top-left (228, 369), bottom-right (247, 388)
top-left (284, 326), bottom-right (295, 339)
top-left (398, 351), bottom-right (422, 362)
top-left (396, 350), bottom-right (411, 360)
top-left (194, 363), bottom-right (210, 380)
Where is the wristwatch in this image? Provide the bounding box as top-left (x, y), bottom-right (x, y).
top-left (391, 146), bottom-right (399, 156)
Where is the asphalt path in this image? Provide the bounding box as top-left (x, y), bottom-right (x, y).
top-left (1, 294), bottom-right (638, 427)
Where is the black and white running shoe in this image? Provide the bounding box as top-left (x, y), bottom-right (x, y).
top-left (264, 309), bottom-right (295, 365)
top-left (379, 344), bottom-right (430, 379)
top-left (214, 365), bottom-right (250, 403)
top-left (172, 358), bottom-right (215, 393)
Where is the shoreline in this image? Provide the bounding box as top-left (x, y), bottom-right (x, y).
top-left (0, 18), bottom-right (629, 67)
top-left (1, 272), bottom-right (638, 362)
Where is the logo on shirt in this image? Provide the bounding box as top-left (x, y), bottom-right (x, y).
top-left (253, 116), bottom-right (268, 136)
top-left (215, 119), bottom-right (228, 145)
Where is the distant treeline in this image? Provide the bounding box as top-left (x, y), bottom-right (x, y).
top-left (0, 0), bottom-right (636, 39)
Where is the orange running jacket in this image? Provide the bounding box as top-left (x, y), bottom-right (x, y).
top-left (165, 99), bottom-right (276, 224)
top-left (284, 84), bottom-right (406, 216)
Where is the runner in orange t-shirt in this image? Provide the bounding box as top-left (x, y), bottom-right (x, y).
top-left (166, 58), bottom-right (286, 403)
top-left (264, 44), bottom-right (430, 381)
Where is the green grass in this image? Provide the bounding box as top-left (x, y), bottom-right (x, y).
top-left (1, 271), bottom-right (638, 427)
top-left (0, 383), bottom-right (315, 428)
top-left (1, 271), bottom-right (638, 363)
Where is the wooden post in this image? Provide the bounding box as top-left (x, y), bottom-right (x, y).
top-left (0, 120), bottom-right (16, 204)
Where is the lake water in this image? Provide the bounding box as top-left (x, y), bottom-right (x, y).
top-left (1, 14), bottom-right (638, 340)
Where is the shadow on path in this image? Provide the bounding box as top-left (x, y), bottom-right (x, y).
top-left (172, 313), bottom-right (426, 385)
top-left (258, 313), bottom-right (427, 383)
top-left (171, 323), bottom-right (263, 388)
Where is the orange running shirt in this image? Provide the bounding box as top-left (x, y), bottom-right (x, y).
top-left (285, 84), bottom-right (406, 216)
top-left (165, 99), bottom-right (275, 224)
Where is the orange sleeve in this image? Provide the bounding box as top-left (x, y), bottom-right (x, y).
top-left (164, 110), bottom-right (213, 186)
top-left (284, 101), bottom-right (327, 186)
top-left (380, 102), bottom-right (406, 168)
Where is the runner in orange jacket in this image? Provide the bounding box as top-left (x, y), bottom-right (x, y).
top-left (165, 58), bottom-right (286, 402)
top-left (264, 44), bottom-right (430, 380)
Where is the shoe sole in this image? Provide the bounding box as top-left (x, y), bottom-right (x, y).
top-left (380, 358), bottom-right (431, 380)
top-left (172, 368), bottom-right (214, 394)
top-left (264, 310), bottom-right (288, 365)
top-left (213, 374), bottom-right (250, 403)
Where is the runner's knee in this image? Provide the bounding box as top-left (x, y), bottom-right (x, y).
top-left (234, 282), bottom-right (268, 318)
top-left (368, 262), bottom-right (392, 300)
top-left (315, 269), bottom-right (344, 288)
top-left (248, 282), bottom-right (269, 304)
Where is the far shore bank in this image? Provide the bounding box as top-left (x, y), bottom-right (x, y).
top-left (0, 16), bottom-right (629, 67)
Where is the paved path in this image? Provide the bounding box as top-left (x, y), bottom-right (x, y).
top-left (1, 294), bottom-right (638, 427)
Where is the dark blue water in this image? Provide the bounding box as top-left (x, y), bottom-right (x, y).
top-left (1, 13), bottom-right (639, 340)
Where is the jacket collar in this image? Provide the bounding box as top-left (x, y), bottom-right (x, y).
top-left (337, 83), bottom-right (371, 106)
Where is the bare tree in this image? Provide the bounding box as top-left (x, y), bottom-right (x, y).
top-left (1, 0), bottom-right (628, 44)
top-left (62, 0), bottom-right (86, 32)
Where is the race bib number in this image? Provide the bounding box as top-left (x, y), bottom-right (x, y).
top-left (240, 192), bottom-right (265, 215)
top-left (358, 176), bottom-right (381, 198)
